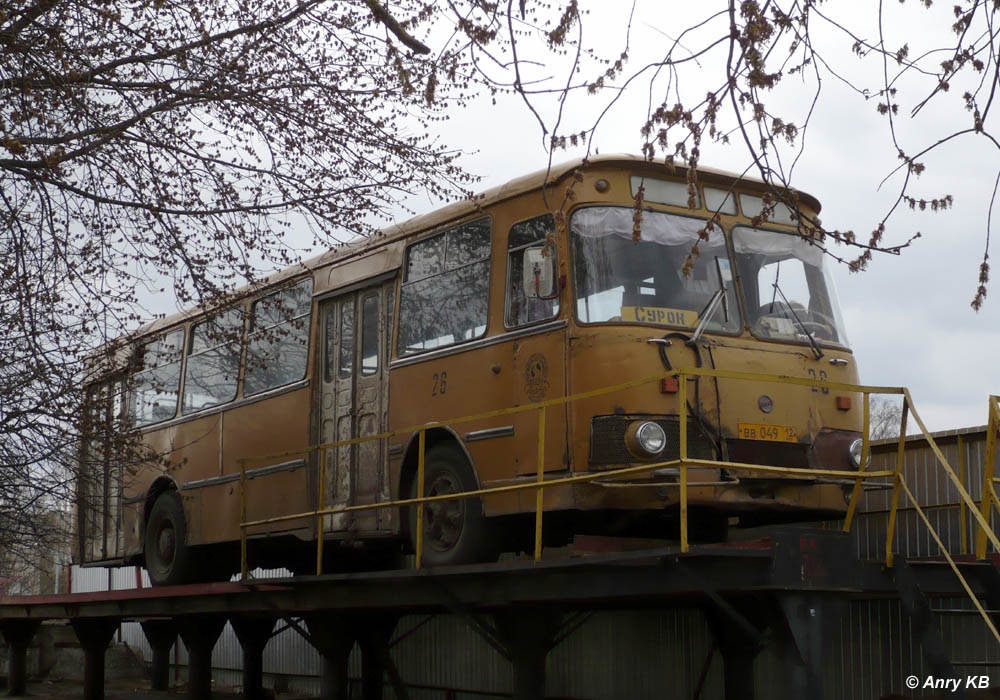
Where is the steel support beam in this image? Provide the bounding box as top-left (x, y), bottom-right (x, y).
top-left (894, 560), bottom-right (961, 694)
top-left (176, 615), bottom-right (227, 700)
top-left (0, 620), bottom-right (40, 697)
top-left (230, 617), bottom-right (276, 700)
top-left (70, 618), bottom-right (120, 700)
top-left (140, 619), bottom-right (177, 691)
top-left (773, 593), bottom-right (846, 700)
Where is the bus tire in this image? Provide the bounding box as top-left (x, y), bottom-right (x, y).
top-left (408, 444), bottom-right (494, 567)
top-left (144, 491), bottom-right (195, 586)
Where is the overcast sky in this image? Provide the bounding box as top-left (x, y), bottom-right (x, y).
top-left (418, 1), bottom-right (1000, 434)
top-left (135, 2), bottom-right (996, 433)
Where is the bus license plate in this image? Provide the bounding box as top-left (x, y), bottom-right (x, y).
top-left (738, 423), bottom-right (798, 443)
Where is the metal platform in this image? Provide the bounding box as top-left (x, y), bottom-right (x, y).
top-left (3, 528), bottom-right (999, 700)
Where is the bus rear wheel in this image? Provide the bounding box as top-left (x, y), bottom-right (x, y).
top-left (408, 444), bottom-right (494, 567)
top-left (144, 491), bottom-right (196, 586)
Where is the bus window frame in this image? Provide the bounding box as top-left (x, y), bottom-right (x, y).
top-left (568, 204), bottom-right (743, 337)
top-left (129, 327), bottom-right (186, 428)
top-left (397, 216), bottom-right (493, 357)
top-left (504, 213), bottom-right (562, 331)
top-left (181, 307), bottom-right (245, 415)
top-left (244, 276), bottom-right (315, 398)
top-left (385, 283), bottom-right (395, 366)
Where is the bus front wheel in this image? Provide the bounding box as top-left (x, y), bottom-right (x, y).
top-left (408, 444), bottom-right (494, 567)
top-left (144, 491), bottom-right (195, 586)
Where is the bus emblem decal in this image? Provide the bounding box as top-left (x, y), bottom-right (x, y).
top-left (525, 353), bottom-right (549, 403)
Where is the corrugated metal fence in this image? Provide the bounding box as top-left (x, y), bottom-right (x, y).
top-left (69, 426), bottom-right (1000, 699)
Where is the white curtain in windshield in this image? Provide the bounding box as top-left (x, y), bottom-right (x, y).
top-left (571, 206), bottom-right (726, 247)
top-left (732, 226), bottom-right (823, 267)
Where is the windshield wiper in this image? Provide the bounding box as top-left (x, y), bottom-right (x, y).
top-left (688, 257), bottom-right (731, 347)
top-left (771, 282), bottom-right (824, 360)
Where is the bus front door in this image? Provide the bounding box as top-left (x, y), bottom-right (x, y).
top-left (318, 280), bottom-right (394, 535)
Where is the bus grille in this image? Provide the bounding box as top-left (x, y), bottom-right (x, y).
top-left (589, 415), bottom-right (716, 469)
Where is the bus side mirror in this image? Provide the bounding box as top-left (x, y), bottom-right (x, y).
top-left (523, 247), bottom-right (555, 298)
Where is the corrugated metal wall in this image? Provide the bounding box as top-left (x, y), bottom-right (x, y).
top-left (856, 427), bottom-right (998, 560)
top-left (68, 425), bottom-right (999, 698)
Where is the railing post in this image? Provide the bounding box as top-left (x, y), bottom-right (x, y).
top-left (415, 429), bottom-right (426, 570)
top-left (977, 398), bottom-right (999, 560)
top-left (317, 447), bottom-right (326, 575)
top-left (843, 391), bottom-right (871, 533)
top-left (678, 371), bottom-right (689, 554)
top-left (885, 398), bottom-right (909, 568)
top-left (958, 433), bottom-right (968, 555)
top-left (534, 406), bottom-right (546, 562)
top-left (240, 458), bottom-right (248, 582)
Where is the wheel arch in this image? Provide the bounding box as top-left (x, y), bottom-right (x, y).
top-left (142, 476), bottom-right (181, 541)
top-left (397, 426), bottom-right (480, 510)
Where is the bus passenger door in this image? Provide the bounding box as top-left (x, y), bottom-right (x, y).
top-left (319, 280), bottom-right (394, 535)
top-left (79, 377), bottom-right (126, 562)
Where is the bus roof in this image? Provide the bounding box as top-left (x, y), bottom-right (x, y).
top-left (132, 154), bottom-right (821, 339)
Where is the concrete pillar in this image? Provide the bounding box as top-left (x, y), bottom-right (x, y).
top-left (70, 618), bottom-right (120, 700)
top-left (493, 610), bottom-right (562, 700)
top-left (230, 617), bottom-right (276, 700)
top-left (1, 620), bottom-right (40, 697)
top-left (716, 636), bottom-right (758, 700)
top-left (140, 619), bottom-right (177, 691)
top-left (176, 616), bottom-right (227, 700)
top-left (305, 614), bottom-right (355, 700)
top-left (705, 602), bottom-right (764, 700)
top-left (355, 614), bottom-right (399, 700)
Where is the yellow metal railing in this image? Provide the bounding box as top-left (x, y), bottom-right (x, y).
top-left (977, 396), bottom-right (1000, 560)
top-left (865, 390), bottom-right (1000, 645)
top-left (237, 369), bottom-right (1000, 642)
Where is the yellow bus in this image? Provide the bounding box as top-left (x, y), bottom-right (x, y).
top-left (76, 155), bottom-right (863, 584)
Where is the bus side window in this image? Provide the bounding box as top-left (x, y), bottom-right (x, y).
top-left (385, 287), bottom-right (394, 364)
top-left (130, 328), bottom-right (184, 426)
top-left (339, 298), bottom-right (354, 378)
top-left (182, 309), bottom-right (242, 414)
top-left (360, 294), bottom-right (379, 376)
top-left (324, 304), bottom-right (338, 383)
top-left (506, 214), bottom-right (559, 328)
top-left (398, 218), bottom-right (491, 355)
top-left (244, 278), bottom-right (313, 396)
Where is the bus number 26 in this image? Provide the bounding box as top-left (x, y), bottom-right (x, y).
top-left (432, 372), bottom-right (448, 396)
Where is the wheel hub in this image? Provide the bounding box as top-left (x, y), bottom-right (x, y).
top-left (423, 474), bottom-right (464, 552)
top-left (157, 526), bottom-right (175, 563)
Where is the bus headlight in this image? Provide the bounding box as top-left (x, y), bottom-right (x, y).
top-left (849, 438), bottom-right (871, 469)
top-left (625, 421), bottom-right (667, 458)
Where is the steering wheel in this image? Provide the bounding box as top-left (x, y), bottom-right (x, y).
top-left (758, 301), bottom-right (791, 317)
top-left (756, 303), bottom-right (836, 341)
top-left (796, 320), bottom-right (834, 341)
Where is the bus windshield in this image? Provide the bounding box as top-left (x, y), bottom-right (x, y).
top-left (732, 226), bottom-right (849, 346)
top-left (571, 207), bottom-right (740, 333)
